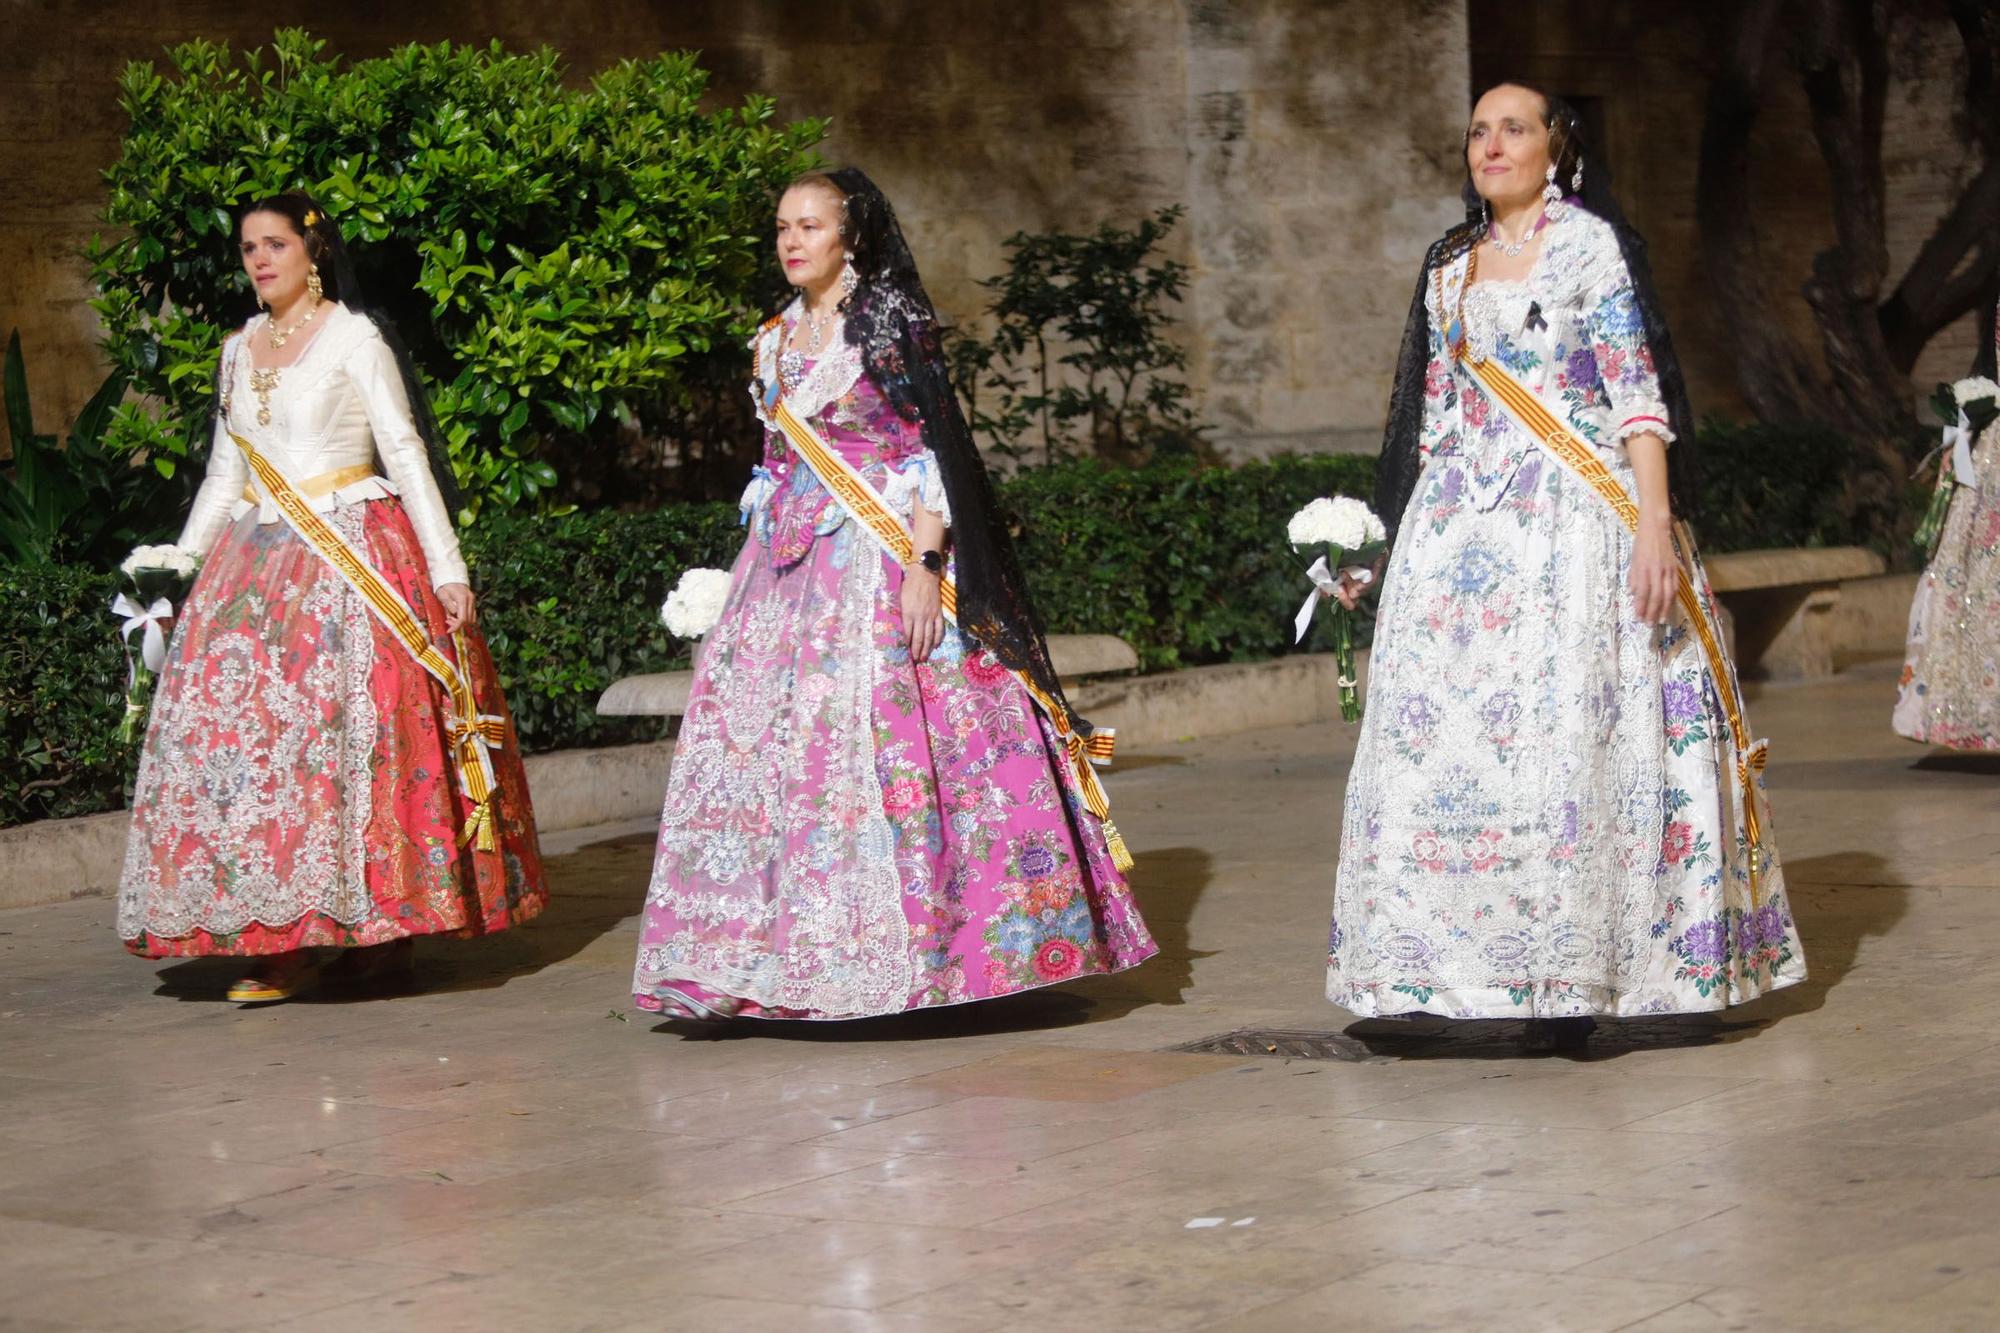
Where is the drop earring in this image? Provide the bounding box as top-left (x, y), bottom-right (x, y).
top-left (306, 263), bottom-right (324, 302)
top-left (1542, 163), bottom-right (1562, 207)
top-left (838, 250), bottom-right (858, 297)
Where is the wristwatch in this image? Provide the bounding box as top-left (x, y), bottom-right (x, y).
top-left (914, 549), bottom-right (944, 575)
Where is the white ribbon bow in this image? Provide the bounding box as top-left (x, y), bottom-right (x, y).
top-left (1293, 556), bottom-right (1375, 644)
top-left (1945, 411), bottom-right (1978, 487)
top-left (111, 593), bottom-right (174, 680)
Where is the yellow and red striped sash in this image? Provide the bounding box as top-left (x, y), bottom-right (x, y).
top-left (768, 398), bottom-right (1131, 871)
top-left (1454, 354), bottom-right (1772, 902)
top-left (229, 431), bottom-right (505, 852)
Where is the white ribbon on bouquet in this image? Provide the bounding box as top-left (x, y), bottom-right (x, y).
top-left (110, 593), bottom-right (173, 682)
top-left (1945, 411), bottom-right (1979, 487)
top-left (1293, 556), bottom-right (1374, 644)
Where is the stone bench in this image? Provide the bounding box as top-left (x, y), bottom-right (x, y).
top-left (1703, 545), bottom-right (1886, 680)
top-left (597, 632), bottom-right (1140, 717)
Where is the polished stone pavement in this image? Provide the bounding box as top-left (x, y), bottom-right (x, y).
top-left (3, 658), bottom-right (1997, 1332)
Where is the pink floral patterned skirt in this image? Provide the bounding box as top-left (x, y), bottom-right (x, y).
top-left (117, 499), bottom-right (547, 958)
top-left (632, 520), bottom-right (1156, 1020)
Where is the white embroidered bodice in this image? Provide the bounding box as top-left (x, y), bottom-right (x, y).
top-left (176, 303), bottom-right (469, 589)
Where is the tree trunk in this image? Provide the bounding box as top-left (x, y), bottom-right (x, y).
top-left (1697, 0), bottom-right (1831, 427)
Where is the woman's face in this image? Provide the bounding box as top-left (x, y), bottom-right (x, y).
top-left (775, 183), bottom-right (848, 295)
top-left (239, 210), bottom-right (313, 311)
top-left (1466, 84), bottom-right (1554, 209)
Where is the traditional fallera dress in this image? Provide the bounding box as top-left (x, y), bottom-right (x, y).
top-left (1894, 311), bottom-right (2000, 749)
top-left (118, 304), bottom-right (547, 957)
top-left (631, 303), bottom-right (1156, 1019)
top-left (1327, 210), bottom-right (1807, 1018)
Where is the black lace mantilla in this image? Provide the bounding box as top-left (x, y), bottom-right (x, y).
top-left (817, 167), bottom-right (1086, 736)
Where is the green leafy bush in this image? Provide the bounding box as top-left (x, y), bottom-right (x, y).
top-left (88, 30), bottom-right (824, 511)
top-left (948, 208), bottom-right (1203, 465)
top-left (463, 502), bottom-right (743, 751)
top-left (1690, 419), bottom-right (1882, 555)
top-left (2, 331), bottom-right (188, 568)
top-left (1008, 454), bottom-right (1376, 669)
top-left (0, 564), bottom-right (136, 825)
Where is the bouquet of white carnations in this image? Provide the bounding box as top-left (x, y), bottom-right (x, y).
top-left (112, 544), bottom-right (201, 743)
top-left (1287, 496), bottom-right (1387, 722)
top-left (1914, 377), bottom-right (2000, 563)
top-left (660, 567), bottom-right (732, 639)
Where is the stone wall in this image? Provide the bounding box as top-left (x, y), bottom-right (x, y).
top-left (0, 0), bottom-right (1470, 462)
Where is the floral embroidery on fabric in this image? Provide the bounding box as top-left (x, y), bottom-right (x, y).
top-left (633, 360), bottom-right (1155, 1019)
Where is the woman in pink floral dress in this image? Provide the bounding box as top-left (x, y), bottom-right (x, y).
top-left (631, 169), bottom-right (1155, 1019)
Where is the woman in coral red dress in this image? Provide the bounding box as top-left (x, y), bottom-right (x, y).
top-left (631, 169), bottom-right (1155, 1019)
top-left (117, 192), bottom-right (546, 1001)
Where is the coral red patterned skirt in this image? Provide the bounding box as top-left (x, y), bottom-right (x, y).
top-left (117, 498), bottom-right (546, 957)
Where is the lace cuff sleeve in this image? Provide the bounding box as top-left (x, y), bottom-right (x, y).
top-left (883, 449), bottom-right (952, 528)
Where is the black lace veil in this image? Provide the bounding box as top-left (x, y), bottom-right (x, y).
top-left (810, 167), bottom-right (1089, 736)
top-left (1377, 89), bottom-right (1699, 545)
top-left (230, 191), bottom-right (464, 515)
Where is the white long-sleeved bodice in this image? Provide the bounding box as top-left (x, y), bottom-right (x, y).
top-left (176, 303), bottom-right (469, 589)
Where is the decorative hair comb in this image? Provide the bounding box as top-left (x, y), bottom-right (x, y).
top-left (303, 209), bottom-right (320, 225)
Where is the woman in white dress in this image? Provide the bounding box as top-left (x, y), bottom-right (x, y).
top-left (1324, 84), bottom-right (1806, 1049)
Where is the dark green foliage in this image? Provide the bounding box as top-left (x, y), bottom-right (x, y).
top-left (0, 564), bottom-right (136, 825)
top-left (1006, 454), bottom-right (1378, 669)
top-left (463, 502), bottom-right (744, 752)
top-left (88, 30), bottom-right (824, 511)
top-left (948, 208), bottom-right (1203, 464)
top-left (1690, 419), bottom-right (1882, 554)
top-left (1, 332), bottom-right (187, 567)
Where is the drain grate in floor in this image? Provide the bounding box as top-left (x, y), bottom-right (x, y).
top-left (1169, 1028), bottom-right (1376, 1061)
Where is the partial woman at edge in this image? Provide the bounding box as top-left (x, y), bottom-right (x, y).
top-left (1895, 288), bottom-right (2000, 748)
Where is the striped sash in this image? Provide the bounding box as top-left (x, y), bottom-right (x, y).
top-left (229, 430), bottom-right (505, 852)
top-left (767, 396), bottom-right (1131, 872)
top-left (1455, 353), bottom-right (1773, 903)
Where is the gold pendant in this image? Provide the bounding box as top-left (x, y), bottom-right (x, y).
top-left (249, 367), bottom-right (282, 428)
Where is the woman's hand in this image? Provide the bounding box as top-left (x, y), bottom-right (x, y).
top-left (1324, 555), bottom-right (1388, 611)
top-left (1630, 518), bottom-right (1678, 625)
top-left (437, 582), bottom-right (477, 635)
top-left (901, 564), bottom-right (944, 663)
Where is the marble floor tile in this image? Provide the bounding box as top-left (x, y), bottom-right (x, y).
top-left (5, 659), bottom-right (1998, 1328)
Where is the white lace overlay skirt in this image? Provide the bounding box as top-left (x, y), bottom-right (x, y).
top-left (1327, 449), bottom-right (1806, 1018)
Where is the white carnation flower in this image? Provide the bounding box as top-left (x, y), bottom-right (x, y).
top-left (660, 567), bottom-right (732, 639)
top-left (121, 544), bottom-right (198, 578)
top-left (1287, 496), bottom-right (1384, 550)
top-left (1953, 376), bottom-right (2000, 406)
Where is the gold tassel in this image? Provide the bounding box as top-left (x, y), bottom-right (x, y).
top-left (460, 802), bottom-right (496, 853)
top-left (1104, 820), bottom-right (1134, 872)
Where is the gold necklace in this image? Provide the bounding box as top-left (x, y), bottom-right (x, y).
top-left (266, 299), bottom-right (322, 352)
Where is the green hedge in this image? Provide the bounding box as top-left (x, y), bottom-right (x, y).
top-left (463, 501), bottom-right (743, 751)
top-left (1, 456), bottom-right (1372, 827)
top-left (0, 565), bottom-right (139, 825)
